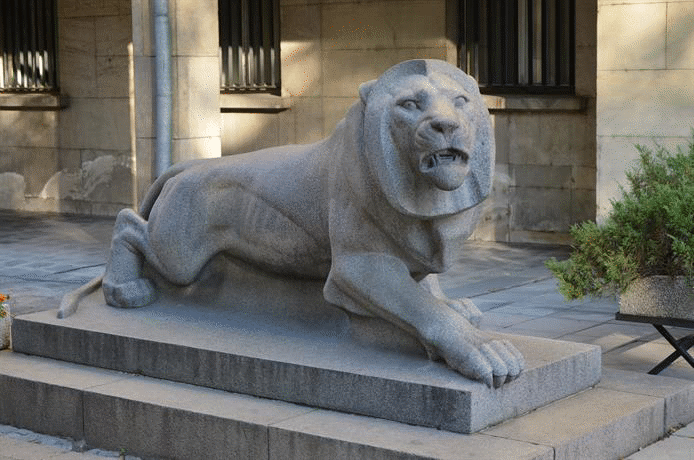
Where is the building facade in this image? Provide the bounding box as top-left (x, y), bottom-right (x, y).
top-left (0, 0), bottom-right (690, 243)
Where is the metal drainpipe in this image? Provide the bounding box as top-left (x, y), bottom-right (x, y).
top-left (153, 0), bottom-right (172, 178)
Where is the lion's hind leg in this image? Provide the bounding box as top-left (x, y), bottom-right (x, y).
top-left (103, 208), bottom-right (158, 308)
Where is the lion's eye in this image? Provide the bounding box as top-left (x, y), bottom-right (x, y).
top-left (454, 95), bottom-right (469, 107)
top-left (399, 99), bottom-right (419, 111)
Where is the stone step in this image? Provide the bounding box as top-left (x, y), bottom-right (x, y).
top-left (11, 295), bottom-right (600, 434)
top-left (1, 351), bottom-right (693, 460)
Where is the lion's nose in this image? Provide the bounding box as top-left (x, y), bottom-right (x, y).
top-left (430, 117), bottom-right (460, 136)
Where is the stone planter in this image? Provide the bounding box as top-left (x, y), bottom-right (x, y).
top-left (619, 276), bottom-right (694, 322)
top-left (0, 315), bottom-right (9, 350)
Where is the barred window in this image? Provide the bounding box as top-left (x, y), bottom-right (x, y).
top-left (0, 0), bottom-right (57, 92)
top-left (219, 0), bottom-right (280, 94)
top-left (459, 0), bottom-right (574, 94)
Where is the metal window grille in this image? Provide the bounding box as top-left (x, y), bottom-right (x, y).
top-left (0, 0), bottom-right (57, 92)
top-left (459, 0), bottom-right (575, 93)
top-left (219, 0), bottom-right (280, 93)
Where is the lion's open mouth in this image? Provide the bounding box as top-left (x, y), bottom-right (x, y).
top-left (419, 148), bottom-right (470, 191)
top-left (420, 148), bottom-right (469, 170)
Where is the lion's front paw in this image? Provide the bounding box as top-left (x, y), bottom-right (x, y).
top-left (103, 278), bottom-right (157, 308)
top-left (431, 324), bottom-right (524, 388)
top-left (446, 297), bottom-right (483, 327)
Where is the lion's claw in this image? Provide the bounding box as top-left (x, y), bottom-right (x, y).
top-left (430, 323), bottom-right (524, 388)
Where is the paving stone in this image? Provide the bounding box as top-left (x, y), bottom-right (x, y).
top-left (673, 423), bottom-right (694, 438)
top-left (625, 435), bottom-right (694, 460)
top-left (483, 388), bottom-right (665, 460)
top-left (603, 341), bottom-right (694, 380)
top-left (598, 368), bottom-right (694, 429)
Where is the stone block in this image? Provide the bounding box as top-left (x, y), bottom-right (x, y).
top-left (281, 40), bottom-right (321, 98)
top-left (573, 165), bottom-right (596, 191)
top-left (131, 0), bottom-right (153, 57)
top-left (517, 113), bottom-right (594, 167)
top-left (0, 111), bottom-right (58, 150)
top-left (172, 136), bottom-right (221, 163)
top-left (510, 187), bottom-right (571, 232)
top-left (598, 3), bottom-right (666, 71)
top-left (269, 410), bottom-right (553, 460)
top-left (12, 282), bottom-right (601, 434)
top-left (60, 0), bottom-right (120, 18)
top-left (1, 147), bottom-right (59, 196)
top-left (96, 56), bottom-right (129, 98)
top-left (597, 70), bottom-right (694, 137)
top-left (292, 96), bottom-right (324, 143)
top-left (84, 378), bottom-right (309, 460)
top-left (625, 435), bottom-right (694, 460)
top-left (571, 188), bottom-right (596, 224)
top-left (135, 137), bottom-right (153, 203)
top-left (59, 98), bottom-right (131, 151)
top-left (221, 112), bottom-right (280, 155)
top-left (471, 164), bottom-right (511, 242)
top-left (490, 114), bottom-right (510, 164)
top-left (60, 18), bottom-right (96, 55)
top-left (132, 56), bottom-right (154, 138)
top-left (95, 14), bottom-right (132, 57)
top-left (282, 4), bottom-right (321, 41)
top-left (322, 96), bottom-right (356, 136)
top-left (483, 388), bottom-right (664, 460)
top-left (0, 375), bottom-right (83, 441)
top-left (512, 165), bottom-right (572, 189)
top-left (0, 173), bottom-right (26, 210)
top-left (598, 368), bottom-right (694, 430)
top-left (0, 351), bottom-right (124, 441)
top-left (575, 45), bottom-right (597, 97)
top-left (174, 0), bottom-right (218, 57)
top-left (667, 3), bottom-right (694, 70)
top-left (321, 1), bottom-right (445, 50)
top-left (322, 48), bottom-right (448, 97)
top-left (173, 56), bottom-right (221, 140)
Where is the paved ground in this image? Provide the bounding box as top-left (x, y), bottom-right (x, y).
top-left (1, 209), bottom-right (694, 459)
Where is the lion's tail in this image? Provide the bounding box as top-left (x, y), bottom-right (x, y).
top-left (57, 274), bottom-right (104, 319)
top-left (59, 161), bottom-right (203, 319)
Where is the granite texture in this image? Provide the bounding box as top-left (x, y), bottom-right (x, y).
top-left (60, 60), bottom-right (524, 387)
top-left (619, 276), bottom-right (694, 321)
top-left (14, 287), bottom-right (600, 434)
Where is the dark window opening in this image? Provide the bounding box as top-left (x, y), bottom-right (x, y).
top-left (0, 0), bottom-right (58, 92)
top-left (459, 0), bottom-right (575, 94)
top-left (219, 0), bottom-right (280, 94)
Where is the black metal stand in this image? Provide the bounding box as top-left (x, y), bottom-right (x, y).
top-left (615, 313), bottom-right (694, 375)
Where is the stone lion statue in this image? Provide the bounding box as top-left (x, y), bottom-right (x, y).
top-left (60, 59), bottom-right (524, 387)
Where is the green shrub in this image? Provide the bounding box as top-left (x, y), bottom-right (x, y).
top-left (546, 135), bottom-right (694, 300)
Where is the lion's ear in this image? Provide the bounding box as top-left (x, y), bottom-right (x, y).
top-left (358, 80), bottom-right (376, 103)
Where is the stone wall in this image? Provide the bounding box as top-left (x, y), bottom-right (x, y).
top-left (0, 0), bottom-right (134, 215)
top-left (597, 0), bottom-right (694, 221)
top-left (221, 0), bottom-right (452, 155)
top-left (222, 0), bottom-right (597, 244)
top-left (0, 0), bottom-right (599, 243)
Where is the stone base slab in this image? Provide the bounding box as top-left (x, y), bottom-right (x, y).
top-left (12, 290), bottom-right (600, 434)
top-left (2, 351), bottom-right (693, 460)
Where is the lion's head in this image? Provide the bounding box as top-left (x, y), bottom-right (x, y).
top-left (355, 59), bottom-right (494, 218)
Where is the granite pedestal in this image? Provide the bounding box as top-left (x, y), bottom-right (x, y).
top-left (12, 263), bottom-right (601, 434)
